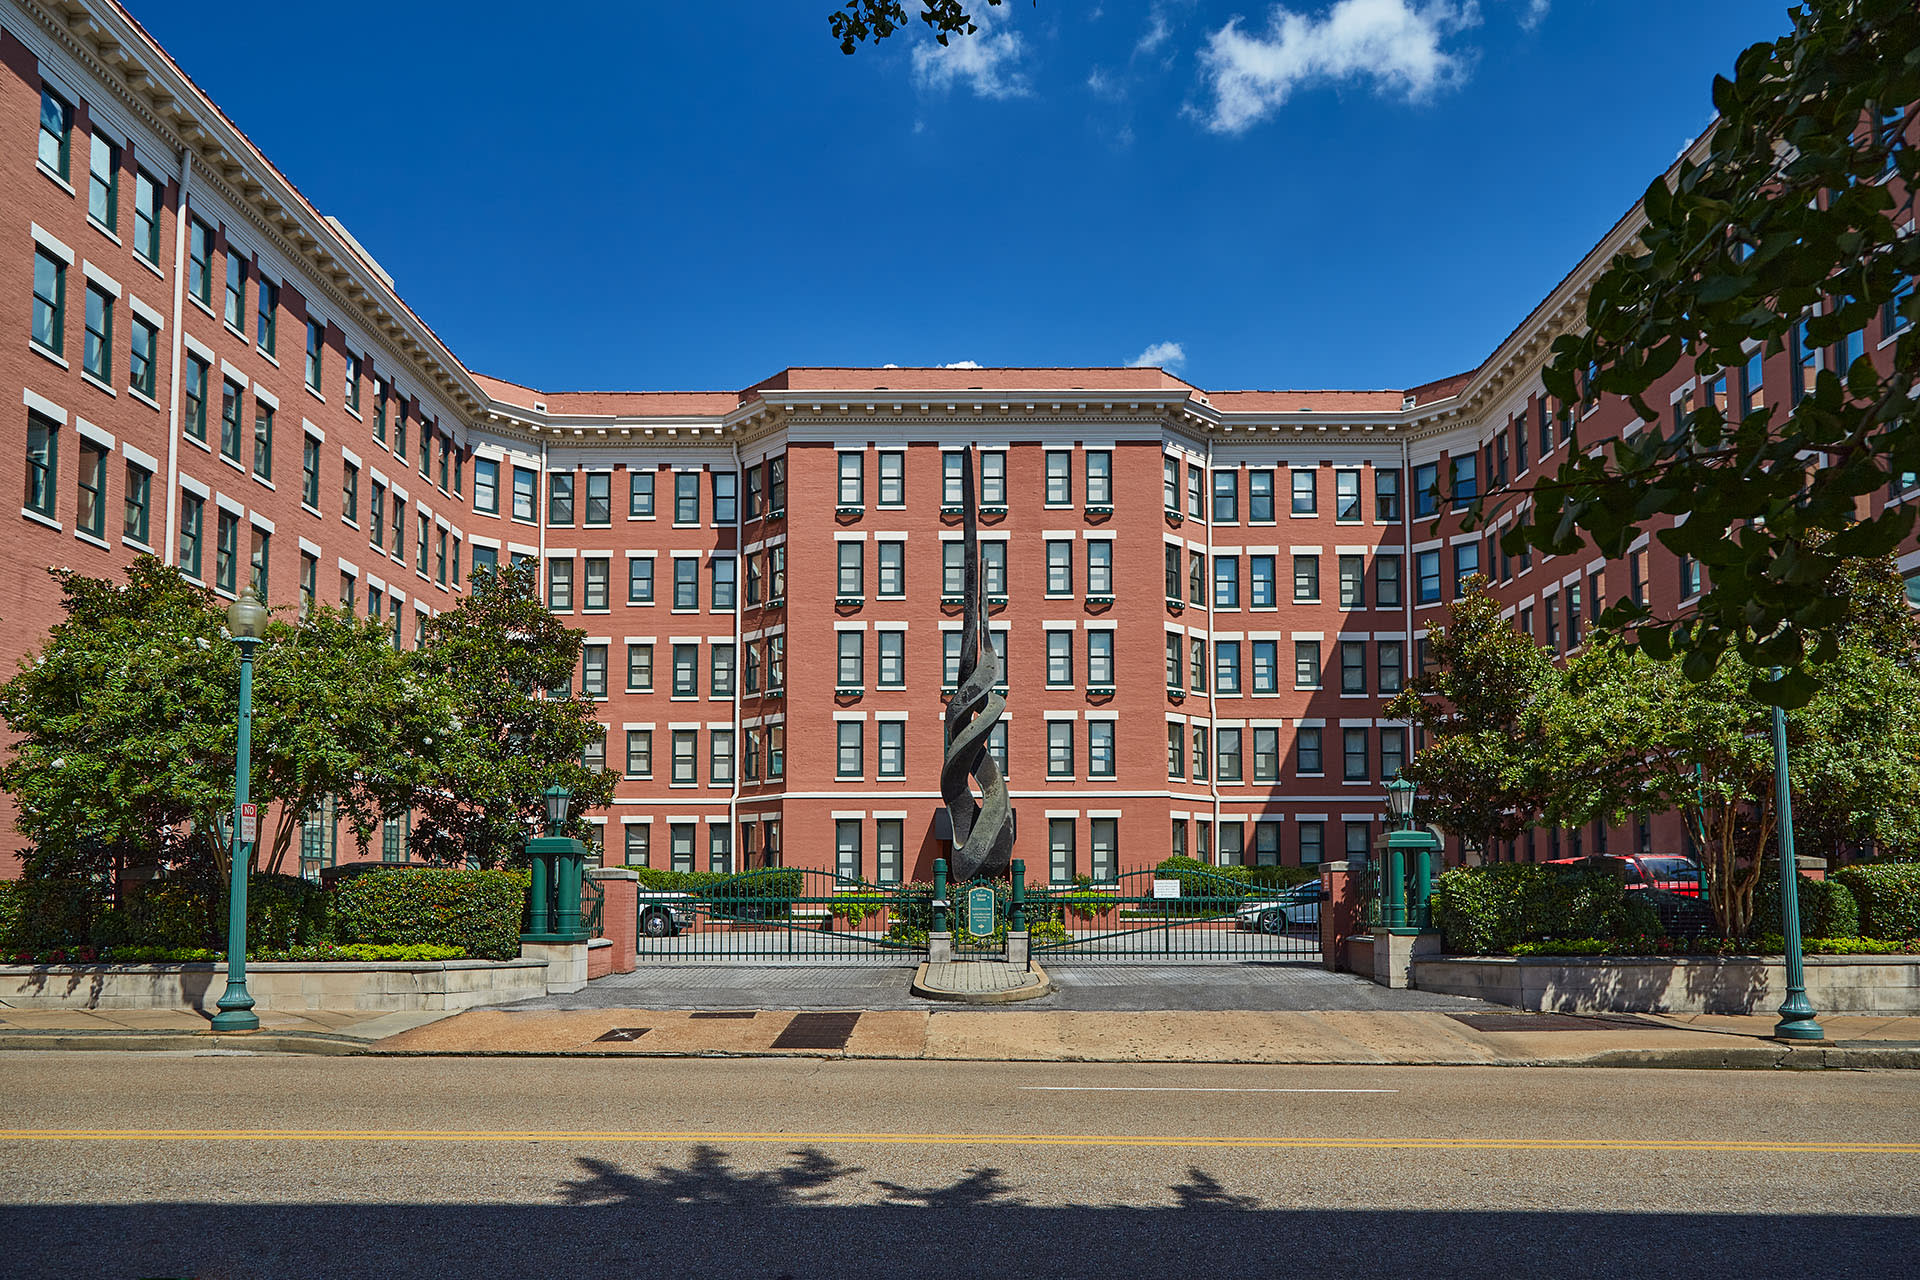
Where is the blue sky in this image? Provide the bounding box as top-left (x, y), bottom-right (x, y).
top-left (130, 0), bottom-right (1788, 394)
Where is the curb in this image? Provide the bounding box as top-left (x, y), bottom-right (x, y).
top-left (0, 1029), bottom-right (368, 1056)
top-left (910, 961), bottom-right (1056, 1004)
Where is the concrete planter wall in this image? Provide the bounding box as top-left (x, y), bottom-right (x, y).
top-left (0, 958), bottom-right (549, 1012)
top-left (1413, 954), bottom-right (1920, 1015)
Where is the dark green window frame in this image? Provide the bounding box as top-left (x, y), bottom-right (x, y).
top-left (87, 131), bottom-right (118, 231)
top-left (38, 87), bottom-right (71, 180)
top-left (123, 460), bottom-right (151, 545)
top-left (31, 250), bottom-right (64, 356)
top-left (82, 284), bottom-right (112, 383)
top-left (25, 413), bottom-right (58, 519)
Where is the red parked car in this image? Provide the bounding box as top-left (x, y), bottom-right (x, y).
top-left (1545, 854), bottom-right (1704, 898)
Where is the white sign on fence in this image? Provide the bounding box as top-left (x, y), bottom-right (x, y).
top-left (1151, 879), bottom-right (1181, 900)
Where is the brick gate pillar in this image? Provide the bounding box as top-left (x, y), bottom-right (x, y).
top-left (1319, 861), bottom-right (1361, 972)
top-left (588, 868), bottom-right (639, 975)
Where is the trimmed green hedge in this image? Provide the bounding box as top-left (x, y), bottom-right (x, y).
top-left (90, 871), bottom-right (329, 951)
top-left (1753, 873), bottom-right (1859, 940)
top-left (0, 877), bottom-right (101, 950)
top-left (1432, 865), bottom-right (1661, 955)
top-left (633, 868), bottom-right (804, 899)
top-left (329, 868), bottom-right (527, 960)
top-left (1833, 864), bottom-right (1920, 941)
top-left (1153, 856), bottom-right (1318, 896)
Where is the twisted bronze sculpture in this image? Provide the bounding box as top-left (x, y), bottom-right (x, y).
top-left (941, 447), bottom-right (1015, 881)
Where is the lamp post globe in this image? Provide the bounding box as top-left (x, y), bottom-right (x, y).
top-left (211, 588), bottom-right (268, 1033)
top-left (1386, 773), bottom-right (1417, 830)
top-left (543, 785), bottom-right (571, 838)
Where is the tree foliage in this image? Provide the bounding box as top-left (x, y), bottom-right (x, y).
top-left (828, 0), bottom-right (1021, 53)
top-left (1502, 0), bottom-right (1920, 707)
top-left (1382, 578), bottom-right (1559, 859)
top-left (406, 563), bottom-right (614, 869)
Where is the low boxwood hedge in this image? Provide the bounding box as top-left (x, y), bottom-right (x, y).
top-left (1431, 864), bottom-right (1661, 955)
top-left (1833, 863), bottom-right (1920, 941)
top-left (328, 868), bottom-right (527, 960)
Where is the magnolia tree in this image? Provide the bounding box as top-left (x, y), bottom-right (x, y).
top-left (1382, 579), bottom-right (1561, 861)
top-left (1502, 0), bottom-right (1920, 707)
top-left (406, 562), bottom-right (615, 869)
top-left (0, 560), bottom-right (444, 885)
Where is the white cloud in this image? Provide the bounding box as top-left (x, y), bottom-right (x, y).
top-left (911, 6), bottom-right (1032, 100)
top-left (1137, 7), bottom-right (1173, 56)
top-left (1127, 341), bottom-right (1186, 370)
top-left (941, 360), bottom-right (984, 369)
top-left (1519, 0), bottom-right (1548, 31)
top-left (1196, 0), bottom-right (1481, 135)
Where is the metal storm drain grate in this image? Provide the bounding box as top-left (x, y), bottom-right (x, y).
top-left (770, 1012), bottom-right (861, 1049)
top-left (1449, 1012), bottom-right (1664, 1032)
top-left (595, 1027), bottom-right (652, 1042)
top-left (689, 1011), bottom-right (758, 1020)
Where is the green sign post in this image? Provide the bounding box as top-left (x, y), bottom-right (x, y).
top-left (965, 884), bottom-right (997, 937)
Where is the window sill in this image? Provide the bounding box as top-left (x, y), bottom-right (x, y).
top-left (258, 348), bottom-right (282, 368)
top-left (128, 386), bottom-right (161, 412)
top-left (835, 505), bottom-right (864, 517)
top-left (1084, 505), bottom-right (1113, 517)
top-left (38, 162), bottom-right (74, 195)
top-left (74, 526), bottom-right (111, 550)
top-left (343, 402), bottom-right (361, 421)
top-left (87, 216), bottom-right (122, 247)
top-left (122, 536), bottom-right (154, 555)
top-left (305, 385), bottom-right (326, 404)
top-left (219, 453), bottom-right (247, 476)
top-left (134, 252), bottom-right (165, 282)
top-left (1086, 595), bottom-right (1114, 607)
top-left (301, 502), bottom-right (322, 519)
top-left (251, 474), bottom-right (275, 491)
top-left (223, 319), bottom-right (248, 345)
top-left (80, 371), bottom-right (117, 398)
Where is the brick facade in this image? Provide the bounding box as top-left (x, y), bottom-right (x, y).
top-left (0, 2), bottom-right (1912, 883)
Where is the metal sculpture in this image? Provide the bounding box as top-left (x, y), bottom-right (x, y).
top-left (941, 447), bottom-right (1015, 881)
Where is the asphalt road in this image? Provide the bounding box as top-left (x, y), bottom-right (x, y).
top-left (516, 961), bottom-right (1493, 1011)
top-left (2, 1052), bottom-right (1916, 1279)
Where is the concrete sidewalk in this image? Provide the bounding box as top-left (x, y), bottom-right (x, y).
top-left (6, 1004), bottom-right (1918, 1068)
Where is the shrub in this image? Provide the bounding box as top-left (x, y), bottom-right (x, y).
top-left (1431, 865), bottom-right (1660, 955)
top-left (634, 868), bottom-right (804, 899)
top-left (1753, 873), bottom-right (1860, 940)
top-left (2, 876), bottom-right (104, 950)
top-left (90, 870), bottom-right (329, 951)
top-left (1833, 864), bottom-right (1920, 941)
top-left (0, 881), bottom-right (23, 950)
top-left (329, 868), bottom-right (528, 960)
top-left (1153, 856), bottom-right (1317, 899)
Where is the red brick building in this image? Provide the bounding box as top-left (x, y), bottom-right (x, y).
top-left (1, 3), bottom-right (1912, 883)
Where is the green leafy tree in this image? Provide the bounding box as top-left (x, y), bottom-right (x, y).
top-left (407, 563), bottom-right (614, 868)
top-left (829, 0), bottom-right (1023, 53)
top-left (1382, 578), bottom-right (1562, 860)
top-left (0, 561), bottom-right (446, 888)
top-left (1506, 0), bottom-right (1919, 707)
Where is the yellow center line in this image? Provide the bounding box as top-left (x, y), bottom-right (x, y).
top-left (0, 1130), bottom-right (1915, 1154)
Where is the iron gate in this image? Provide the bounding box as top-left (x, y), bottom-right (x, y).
top-left (635, 868), bottom-right (925, 966)
top-left (1027, 868), bottom-right (1322, 962)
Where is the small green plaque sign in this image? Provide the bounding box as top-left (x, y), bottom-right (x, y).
top-left (965, 884), bottom-right (997, 937)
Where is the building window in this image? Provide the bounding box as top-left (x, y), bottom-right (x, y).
top-left (629, 557), bottom-right (654, 604)
top-left (1253, 727), bottom-right (1279, 781)
top-left (671, 730), bottom-right (697, 785)
top-left (178, 492), bottom-right (203, 578)
top-left (1212, 470), bottom-right (1238, 522)
top-left (255, 277), bottom-right (279, 356)
top-left (1290, 469), bottom-right (1316, 515)
top-left (980, 450), bottom-right (1007, 505)
top-left (876, 818), bottom-right (903, 884)
top-left (1381, 726), bottom-right (1408, 780)
top-left (1680, 556), bottom-right (1702, 600)
top-left (877, 629), bottom-right (905, 687)
top-left (214, 509), bottom-right (239, 594)
top-left (878, 720), bottom-right (905, 778)
top-left (1163, 457), bottom-right (1179, 511)
top-left (624, 823), bottom-right (650, 866)
top-left (713, 471), bottom-right (737, 524)
top-left (1338, 554), bottom-right (1366, 609)
top-left (1044, 450), bottom-right (1072, 506)
top-left (675, 472), bottom-right (700, 524)
top-left (1452, 542), bottom-right (1480, 596)
top-left (983, 542), bottom-right (1006, 598)
top-left (710, 730), bottom-right (734, 787)
top-left (1299, 821), bottom-right (1325, 865)
top-left (580, 471), bottom-right (611, 526)
top-left (1167, 722), bottom-right (1185, 779)
top-left (1374, 469), bottom-right (1401, 522)
top-left (837, 541), bottom-right (863, 597)
top-left (82, 284), bottom-right (112, 383)
top-left (508, 467), bottom-right (535, 522)
top-left (580, 556), bottom-right (609, 612)
top-left (876, 540), bottom-right (905, 597)
top-left (38, 87), bottom-right (73, 179)
top-left (1293, 554), bottom-right (1319, 603)
top-left (75, 438), bottom-right (106, 538)
top-left (248, 527), bottom-right (269, 598)
top-left (1081, 541), bottom-right (1112, 596)
top-left (835, 820), bottom-right (861, 881)
top-left (1251, 640), bottom-right (1278, 694)
top-left (1377, 641), bottom-right (1404, 695)
top-left (1046, 540), bottom-right (1073, 596)
top-left (768, 457), bottom-right (787, 512)
top-left (627, 642), bottom-right (654, 692)
top-left (876, 450), bottom-right (904, 506)
top-left (1248, 555), bottom-right (1276, 608)
top-left (30, 250), bottom-right (65, 356)
top-left (1214, 555), bottom-right (1240, 608)
top-left (1341, 641), bottom-right (1367, 694)
top-left (1048, 721), bottom-right (1073, 778)
top-left (1046, 630), bottom-right (1073, 686)
top-left (1215, 641), bottom-right (1241, 694)
top-left (1295, 641), bottom-right (1321, 689)
top-left (305, 319), bottom-right (324, 391)
top-left (1186, 465), bottom-right (1204, 519)
top-left (1216, 727), bottom-right (1242, 781)
top-left (1086, 451), bottom-right (1112, 506)
top-left (122, 460), bottom-right (151, 545)
top-left (547, 558), bottom-right (573, 611)
top-left (1334, 470), bottom-right (1362, 522)
top-left (837, 720), bottom-right (863, 778)
top-left (838, 631), bottom-right (864, 688)
top-left (674, 558), bottom-right (699, 609)
top-left (188, 219), bottom-right (214, 305)
top-left (1088, 630), bottom-right (1114, 687)
top-left (671, 643), bottom-right (698, 697)
top-left (1415, 551), bottom-right (1442, 605)
top-left (1191, 725), bottom-right (1208, 782)
top-left (472, 458), bottom-right (498, 515)
top-left (1049, 819), bottom-right (1075, 883)
top-left (1412, 463), bottom-right (1439, 518)
top-left (839, 451), bottom-right (864, 506)
top-left (224, 248), bottom-right (247, 331)
top-left (1218, 822), bottom-right (1244, 867)
top-left (630, 469), bottom-right (655, 517)
top-left (548, 472), bottom-right (574, 526)
top-left (670, 822), bottom-right (695, 872)
top-left (129, 314), bottom-right (157, 398)
top-left (1190, 637), bottom-right (1205, 692)
top-left (1248, 469), bottom-right (1275, 522)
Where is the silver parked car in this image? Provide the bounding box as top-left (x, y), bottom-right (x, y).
top-left (1234, 883), bottom-right (1321, 934)
top-left (637, 890), bottom-right (699, 939)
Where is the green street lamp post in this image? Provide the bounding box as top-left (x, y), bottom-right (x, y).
top-left (1768, 671), bottom-right (1823, 1042)
top-left (1381, 774), bottom-right (1441, 934)
top-left (211, 589), bottom-right (269, 1033)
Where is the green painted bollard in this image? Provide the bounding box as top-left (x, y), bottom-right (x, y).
top-left (934, 858), bottom-right (949, 935)
top-left (1383, 844), bottom-right (1406, 932)
top-left (1010, 859), bottom-right (1026, 932)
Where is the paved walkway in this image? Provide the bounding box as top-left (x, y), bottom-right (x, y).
top-left (0, 1006), bottom-right (453, 1053)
